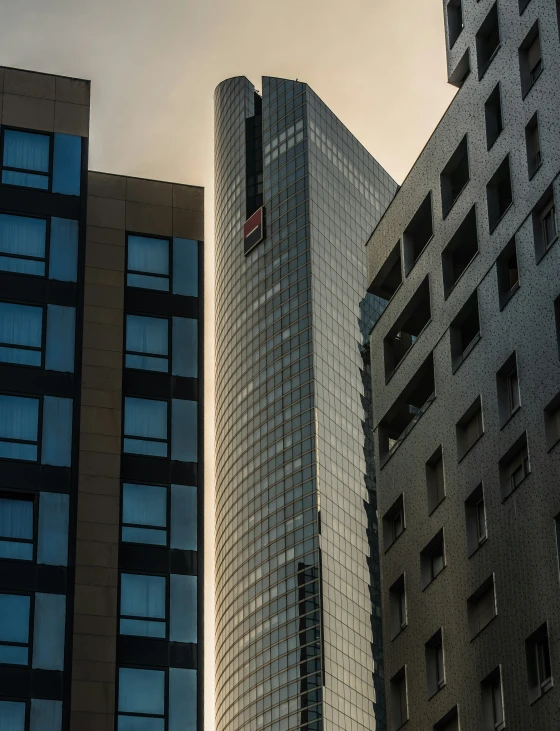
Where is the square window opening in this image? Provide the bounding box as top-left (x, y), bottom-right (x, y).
top-left (481, 666), bottom-right (505, 731)
top-left (442, 206), bottom-right (478, 297)
top-left (485, 84), bottom-right (503, 150)
top-left (447, 0), bottom-right (464, 48)
top-left (383, 276), bottom-right (431, 379)
top-left (456, 395), bottom-right (483, 460)
top-left (389, 574), bottom-right (407, 639)
top-left (525, 113), bottom-right (542, 179)
top-left (390, 666), bottom-right (408, 730)
top-left (533, 187), bottom-right (557, 262)
top-left (496, 237), bottom-right (519, 309)
top-left (426, 446), bottom-right (445, 514)
top-left (476, 3), bottom-right (501, 79)
top-left (497, 352), bottom-right (520, 426)
top-left (468, 574), bottom-right (497, 639)
top-left (379, 354), bottom-right (435, 462)
top-left (426, 628), bottom-right (446, 698)
top-left (403, 193), bottom-right (433, 275)
top-left (487, 156), bottom-right (513, 233)
top-left (420, 529), bottom-right (445, 590)
top-left (434, 706), bottom-right (459, 731)
top-left (465, 483), bottom-right (487, 557)
top-left (526, 623), bottom-right (553, 704)
top-left (450, 290), bottom-right (480, 372)
top-left (382, 494), bottom-right (405, 552)
top-left (499, 432), bottom-right (530, 500)
top-left (441, 135), bottom-right (470, 218)
top-left (368, 241), bottom-right (402, 302)
top-left (544, 392), bottom-right (560, 451)
top-left (519, 22), bottom-right (543, 97)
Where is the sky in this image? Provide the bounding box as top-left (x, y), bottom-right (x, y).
top-left (0, 0), bottom-right (455, 727)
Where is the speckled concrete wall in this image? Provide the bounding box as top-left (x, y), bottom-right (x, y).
top-left (366, 0), bottom-right (560, 729)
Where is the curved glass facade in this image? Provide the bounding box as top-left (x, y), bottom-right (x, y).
top-left (215, 76), bottom-right (397, 731)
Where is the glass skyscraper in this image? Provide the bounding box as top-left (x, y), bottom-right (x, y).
top-left (215, 76), bottom-right (397, 731)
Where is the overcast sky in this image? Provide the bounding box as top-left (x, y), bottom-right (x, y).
top-left (0, 1), bottom-right (455, 726)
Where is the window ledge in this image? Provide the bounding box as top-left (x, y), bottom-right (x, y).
top-left (422, 564), bottom-right (447, 592)
top-left (405, 235), bottom-right (434, 278)
top-left (469, 613), bottom-right (497, 641)
top-left (499, 280), bottom-right (520, 311)
top-left (428, 495), bottom-right (446, 516)
top-left (428, 682), bottom-right (446, 700)
top-left (468, 534), bottom-right (488, 558)
top-left (523, 68), bottom-right (543, 101)
top-left (385, 319), bottom-right (433, 385)
top-left (479, 43), bottom-right (502, 81)
top-left (529, 159), bottom-right (543, 181)
top-left (391, 623), bottom-right (409, 641)
top-left (452, 332), bottom-right (481, 375)
top-left (529, 677), bottom-right (554, 706)
top-left (547, 436), bottom-right (560, 454)
top-left (501, 471), bottom-right (531, 503)
top-left (444, 251), bottom-right (479, 300)
top-left (458, 431), bottom-right (484, 464)
top-left (442, 179), bottom-right (470, 220)
top-left (489, 201), bottom-right (513, 235)
top-left (500, 405), bottom-right (521, 431)
top-left (384, 529), bottom-right (406, 554)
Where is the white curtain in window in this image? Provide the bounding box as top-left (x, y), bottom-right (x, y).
top-left (0, 498), bottom-right (33, 540)
top-left (0, 395), bottom-right (39, 441)
top-left (0, 700), bottom-right (26, 731)
top-left (118, 668), bottom-right (165, 715)
top-left (3, 130), bottom-right (49, 172)
top-left (123, 484), bottom-right (167, 528)
top-left (0, 214), bottom-right (46, 258)
top-left (30, 699), bottom-right (62, 731)
top-left (126, 315), bottom-right (168, 356)
top-left (128, 235), bottom-right (169, 275)
top-left (0, 303), bottom-right (42, 347)
top-left (125, 398), bottom-right (167, 440)
top-left (121, 573), bottom-right (166, 620)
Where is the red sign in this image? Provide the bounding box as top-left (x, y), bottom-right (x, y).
top-left (244, 207), bottom-right (265, 255)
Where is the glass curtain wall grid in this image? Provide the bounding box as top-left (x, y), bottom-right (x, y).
top-left (214, 76), bottom-right (396, 731)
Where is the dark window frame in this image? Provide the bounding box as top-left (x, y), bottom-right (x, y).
top-left (0, 126), bottom-right (54, 192)
top-left (0, 208), bottom-right (52, 280)
top-left (126, 231), bottom-right (173, 294)
top-left (120, 480), bottom-right (171, 548)
top-left (465, 482), bottom-right (487, 557)
top-left (124, 312), bottom-right (172, 375)
top-left (0, 589), bottom-right (35, 668)
top-left (0, 490), bottom-right (37, 563)
top-left (118, 570), bottom-right (170, 641)
top-left (484, 83), bottom-right (503, 151)
top-left (122, 394), bottom-right (171, 461)
top-left (496, 237), bottom-right (520, 310)
top-left (116, 665), bottom-right (169, 728)
top-left (0, 298), bottom-right (47, 370)
top-left (0, 391), bottom-right (44, 465)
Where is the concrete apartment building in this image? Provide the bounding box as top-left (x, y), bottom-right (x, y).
top-left (366, 0), bottom-right (560, 729)
top-left (0, 66), bottom-right (203, 731)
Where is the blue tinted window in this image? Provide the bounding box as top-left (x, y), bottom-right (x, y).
top-left (124, 398), bottom-right (168, 458)
top-left (118, 667), bottom-right (165, 727)
top-left (0, 302), bottom-right (43, 366)
top-left (170, 485), bottom-right (197, 551)
top-left (45, 305), bottom-right (75, 373)
top-left (52, 134), bottom-right (81, 196)
top-left (169, 574), bottom-right (197, 644)
top-left (32, 593), bottom-right (65, 671)
top-left (38, 493), bottom-right (69, 566)
top-left (171, 399), bottom-right (197, 463)
top-left (0, 593), bottom-right (30, 665)
top-left (49, 218), bottom-right (78, 282)
top-left (30, 699), bottom-right (62, 731)
top-left (120, 573), bottom-right (166, 638)
top-left (127, 236), bottom-right (169, 291)
top-left (169, 668), bottom-right (196, 731)
top-left (41, 397), bottom-right (72, 467)
top-left (122, 483), bottom-right (167, 546)
top-left (172, 317), bottom-right (197, 378)
top-left (0, 497), bottom-right (33, 561)
top-left (0, 394), bottom-right (39, 462)
top-left (126, 315), bottom-right (169, 373)
top-left (0, 700), bottom-right (26, 730)
top-left (0, 214), bottom-right (46, 276)
top-left (2, 130), bottom-right (49, 190)
top-left (173, 239), bottom-right (198, 297)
